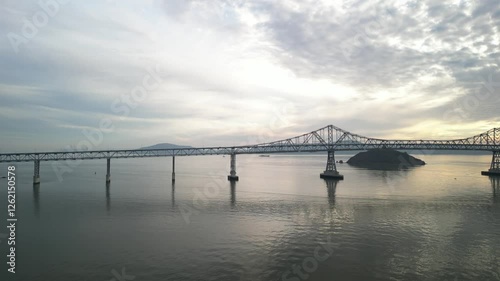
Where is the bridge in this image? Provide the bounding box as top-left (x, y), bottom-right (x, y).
top-left (1, 125), bottom-right (499, 184)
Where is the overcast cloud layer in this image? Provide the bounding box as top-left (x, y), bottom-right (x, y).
top-left (0, 0), bottom-right (499, 152)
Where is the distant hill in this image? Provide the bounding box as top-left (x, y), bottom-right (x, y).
top-left (347, 148), bottom-right (425, 169)
top-left (139, 143), bottom-right (193, 150)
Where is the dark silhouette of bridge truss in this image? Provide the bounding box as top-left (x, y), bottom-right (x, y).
top-left (1, 125), bottom-right (499, 183)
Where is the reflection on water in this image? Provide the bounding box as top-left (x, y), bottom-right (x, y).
top-left (230, 181), bottom-right (236, 208)
top-left (491, 177), bottom-right (500, 202)
top-left (3, 154), bottom-right (500, 281)
top-left (324, 179), bottom-right (338, 207)
top-left (33, 184), bottom-right (40, 218)
top-left (171, 182), bottom-right (176, 208)
top-left (105, 182), bottom-right (111, 212)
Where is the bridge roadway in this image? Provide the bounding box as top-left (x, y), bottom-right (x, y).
top-left (0, 125), bottom-right (499, 183)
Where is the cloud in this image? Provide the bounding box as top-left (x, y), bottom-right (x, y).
top-left (0, 0), bottom-right (498, 151)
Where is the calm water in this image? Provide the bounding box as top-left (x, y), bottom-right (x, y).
top-left (1, 154), bottom-right (500, 281)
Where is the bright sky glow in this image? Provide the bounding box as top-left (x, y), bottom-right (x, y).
top-left (0, 0), bottom-right (499, 152)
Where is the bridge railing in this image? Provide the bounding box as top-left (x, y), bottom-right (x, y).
top-left (0, 126), bottom-right (499, 163)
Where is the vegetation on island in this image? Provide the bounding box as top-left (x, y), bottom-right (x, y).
top-left (347, 148), bottom-right (425, 169)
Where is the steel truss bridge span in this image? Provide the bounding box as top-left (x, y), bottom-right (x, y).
top-left (1, 125), bottom-right (499, 183)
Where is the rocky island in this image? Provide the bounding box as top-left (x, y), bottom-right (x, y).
top-left (347, 148), bottom-right (425, 169)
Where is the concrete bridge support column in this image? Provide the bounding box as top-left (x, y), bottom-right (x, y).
top-left (33, 160), bottom-right (40, 184)
top-left (172, 156), bottom-right (176, 182)
top-left (482, 151), bottom-right (500, 176)
top-left (320, 150), bottom-right (344, 180)
top-left (106, 158), bottom-right (111, 183)
top-left (228, 153), bottom-right (239, 181)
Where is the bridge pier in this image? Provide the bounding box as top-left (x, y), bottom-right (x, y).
top-left (33, 160), bottom-right (40, 184)
top-left (172, 156), bottom-right (176, 182)
top-left (320, 150), bottom-right (344, 180)
top-left (482, 151), bottom-right (500, 176)
top-left (228, 153), bottom-right (239, 181)
top-left (106, 158), bottom-right (111, 182)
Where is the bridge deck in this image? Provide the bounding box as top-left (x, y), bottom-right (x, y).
top-left (1, 125), bottom-right (498, 163)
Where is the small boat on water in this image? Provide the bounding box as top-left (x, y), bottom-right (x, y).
top-left (259, 154), bottom-right (270, 157)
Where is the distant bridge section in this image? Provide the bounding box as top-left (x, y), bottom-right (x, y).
top-left (250, 125), bottom-right (500, 152)
top-left (0, 125), bottom-right (499, 183)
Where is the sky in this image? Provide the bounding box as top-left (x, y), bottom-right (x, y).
top-left (0, 0), bottom-right (499, 152)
